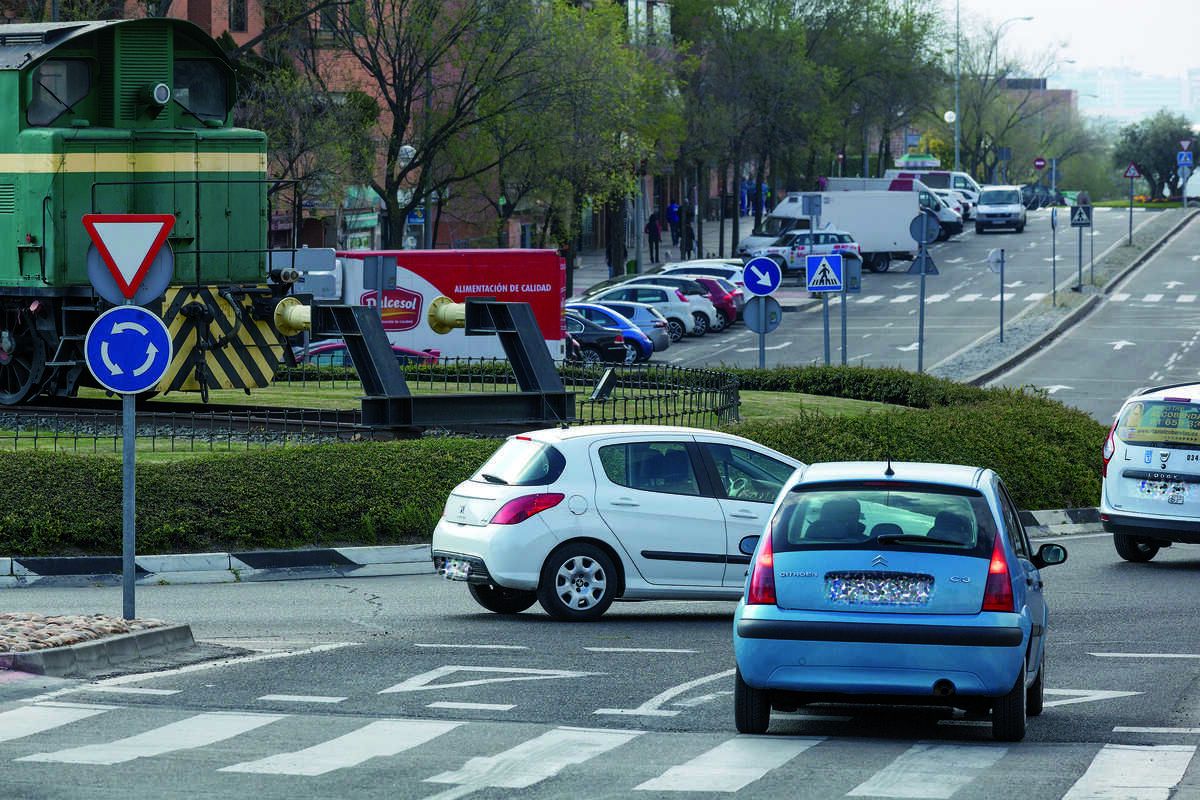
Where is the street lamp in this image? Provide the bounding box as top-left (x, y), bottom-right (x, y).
top-left (955, 9), bottom-right (1033, 173)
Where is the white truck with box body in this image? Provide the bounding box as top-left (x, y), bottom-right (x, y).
top-left (737, 190), bottom-right (920, 272)
top-left (826, 177), bottom-right (963, 241)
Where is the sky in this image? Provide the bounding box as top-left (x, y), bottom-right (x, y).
top-left (943, 0), bottom-right (1197, 77)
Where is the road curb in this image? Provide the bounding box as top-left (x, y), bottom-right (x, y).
top-left (1, 544), bottom-right (434, 588)
top-left (966, 209), bottom-right (1200, 387)
top-left (1020, 507), bottom-right (1103, 539)
top-left (0, 623), bottom-right (195, 677)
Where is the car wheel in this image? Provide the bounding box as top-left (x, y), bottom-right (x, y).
top-left (714, 309), bottom-right (730, 330)
top-left (992, 663), bottom-right (1027, 742)
top-left (1027, 653), bottom-right (1044, 717)
top-left (1015, 222), bottom-right (1025, 233)
top-left (666, 318), bottom-right (686, 342)
top-left (623, 344), bottom-right (638, 365)
top-left (691, 312), bottom-right (709, 336)
top-left (734, 668), bottom-right (771, 734)
top-left (1113, 532), bottom-right (1160, 562)
top-left (468, 583), bottom-right (538, 615)
top-left (873, 254), bottom-right (891, 273)
top-left (580, 347), bottom-right (602, 366)
top-left (537, 543), bottom-right (616, 621)
top-left (975, 223), bottom-right (984, 234)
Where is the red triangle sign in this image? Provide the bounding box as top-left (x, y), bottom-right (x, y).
top-left (82, 213), bottom-right (175, 299)
top-left (1123, 163), bottom-right (1141, 179)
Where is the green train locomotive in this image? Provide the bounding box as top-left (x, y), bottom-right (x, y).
top-left (0, 17), bottom-right (300, 404)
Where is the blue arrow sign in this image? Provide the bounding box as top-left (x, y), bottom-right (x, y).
top-left (743, 256), bottom-right (783, 297)
top-left (1178, 151), bottom-right (1193, 167)
top-left (806, 254), bottom-right (844, 292)
top-left (84, 306), bottom-right (173, 395)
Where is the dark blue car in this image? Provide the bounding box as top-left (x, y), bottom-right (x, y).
top-left (566, 303), bottom-right (655, 362)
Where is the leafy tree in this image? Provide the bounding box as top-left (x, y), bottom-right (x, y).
top-left (1113, 110), bottom-right (1195, 199)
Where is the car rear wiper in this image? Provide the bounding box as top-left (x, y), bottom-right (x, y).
top-left (875, 534), bottom-right (964, 546)
top-left (478, 473), bottom-right (508, 485)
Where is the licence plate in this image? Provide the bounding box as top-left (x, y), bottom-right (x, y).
top-left (442, 559), bottom-right (472, 581)
top-left (1137, 480), bottom-right (1189, 500)
top-left (826, 571), bottom-right (933, 607)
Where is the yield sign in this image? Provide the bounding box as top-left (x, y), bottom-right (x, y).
top-left (1123, 163), bottom-right (1142, 179)
top-left (82, 213), bottom-right (175, 299)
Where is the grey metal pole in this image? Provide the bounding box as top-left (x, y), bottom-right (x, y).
top-left (1052, 219), bottom-right (1058, 307)
top-left (840, 285), bottom-right (847, 366)
top-left (954, 0), bottom-right (960, 173)
top-left (916, 245), bottom-right (928, 373)
top-left (822, 295), bottom-right (830, 365)
top-left (756, 297), bottom-right (766, 370)
top-left (1075, 226), bottom-right (1083, 290)
top-left (1090, 219), bottom-right (1095, 284)
top-left (999, 248), bottom-right (1005, 343)
top-left (1128, 178), bottom-right (1134, 245)
top-left (122, 392), bottom-right (135, 620)
top-left (634, 185), bottom-right (644, 273)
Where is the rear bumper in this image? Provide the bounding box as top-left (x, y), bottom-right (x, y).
top-left (977, 217), bottom-right (1023, 228)
top-left (736, 619), bottom-right (1023, 647)
top-left (1102, 510), bottom-right (1200, 543)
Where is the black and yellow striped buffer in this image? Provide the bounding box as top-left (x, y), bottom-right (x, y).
top-left (150, 287), bottom-right (285, 393)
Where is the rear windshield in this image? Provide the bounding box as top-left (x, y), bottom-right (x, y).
top-left (715, 277), bottom-right (736, 293)
top-left (980, 190), bottom-right (1021, 205)
top-left (1117, 400), bottom-right (1200, 449)
top-left (762, 215), bottom-right (809, 237)
top-left (472, 438), bottom-right (565, 486)
top-left (917, 173), bottom-right (949, 188)
top-left (770, 481), bottom-right (996, 558)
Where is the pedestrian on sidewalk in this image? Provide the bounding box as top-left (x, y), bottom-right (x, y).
top-left (645, 212), bottom-right (662, 262)
top-left (681, 217), bottom-right (695, 261)
top-left (667, 202), bottom-right (681, 246)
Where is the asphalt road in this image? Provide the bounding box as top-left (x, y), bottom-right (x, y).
top-left (992, 214), bottom-right (1200, 421)
top-left (659, 207), bottom-right (1154, 372)
top-left (4, 533), bottom-right (1200, 798)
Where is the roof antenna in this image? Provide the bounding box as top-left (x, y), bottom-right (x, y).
top-left (884, 455), bottom-right (895, 477)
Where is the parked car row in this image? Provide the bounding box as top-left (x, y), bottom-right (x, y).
top-left (431, 424), bottom-right (1069, 743)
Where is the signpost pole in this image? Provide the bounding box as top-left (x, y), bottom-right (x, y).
top-left (122, 389), bottom-right (135, 619)
top-left (822, 295), bottom-right (830, 366)
top-left (1076, 225), bottom-right (1083, 291)
top-left (999, 249), bottom-right (1005, 344)
top-left (840, 285), bottom-right (847, 366)
top-left (1052, 212), bottom-right (1057, 308)
top-left (1090, 220), bottom-right (1095, 285)
top-left (916, 245), bottom-right (927, 374)
top-left (1128, 177), bottom-right (1134, 245)
top-left (757, 297), bottom-right (766, 370)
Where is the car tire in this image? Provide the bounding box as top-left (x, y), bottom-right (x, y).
top-left (992, 664), bottom-right (1027, 742)
top-left (975, 223), bottom-right (984, 234)
top-left (537, 543), bottom-right (616, 621)
top-left (734, 668), bottom-right (771, 734)
top-left (1027, 653), bottom-right (1045, 717)
top-left (1113, 532), bottom-right (1160, 562)
top-left (873, 254), bottom-right (891, 273)
top-left (1015, 222), bottom-right (1025, 233)
top-left (581, 347), bottom-right (602, 366)
top-left (623, 344), bottom-right (638, 365)
top-left (468, 583), bottom-right (538, 615)
top-left (666, 318), bottom-right (686, 342)
top-left (691, 312), bottom-right (709, 336)
top-left (715, 309), bottom-right (730, 330)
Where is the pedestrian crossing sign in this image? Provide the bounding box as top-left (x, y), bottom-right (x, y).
top-left (806, 254), bottom-right (843, 292)
top-left (1070, 205), bottom-right (1093, 227)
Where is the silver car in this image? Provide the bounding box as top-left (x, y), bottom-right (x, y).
top-left (975, 186), bottom-right (1027, 233)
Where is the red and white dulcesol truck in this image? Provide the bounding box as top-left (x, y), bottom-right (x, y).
top-left (294, 249), bottom-right (567, 359)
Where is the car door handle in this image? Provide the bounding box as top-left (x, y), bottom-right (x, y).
top-left (729, 511), bottom-right (759, 520)
top-left (610, 499), bottom-right (640, 507)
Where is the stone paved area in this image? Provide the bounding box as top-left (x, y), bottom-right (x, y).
top-left (0, 612), bottom-right (165, 653)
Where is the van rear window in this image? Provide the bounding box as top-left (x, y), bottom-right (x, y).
top-left (1117, 400), bottom-right (1200, 448)
top-left (770, 481), bottom-right (997, 558)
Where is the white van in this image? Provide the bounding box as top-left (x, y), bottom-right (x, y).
top-left (885, 169), bottom-right (983, 208)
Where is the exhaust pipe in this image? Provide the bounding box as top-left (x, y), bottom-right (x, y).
top-left (932, 679), bottom-right (956, 697)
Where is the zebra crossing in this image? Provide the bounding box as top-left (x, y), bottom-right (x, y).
top-left (2, 701), bottom-right (1198, 798)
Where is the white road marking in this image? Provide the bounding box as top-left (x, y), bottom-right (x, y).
top-left (1025, 292), bottom-right (1048, 301)
top-left (257, 694), bottom-right (347, 704)
top-left (380, 665), bottom-right (601, 693)
top-left (1004, 280), bottom-right (1025, 288)
top-left (856, 294), bottom-right (884, 304)
top-left (735, 341), bottom-right (792, 353)
top-left (926, 293), bottom-right (951, 303)
top-left (1110, 340), bottom-right (1135, 351)
top-left (82, 686), bottom-right (181, 696)
top-left (896, 343), bottom-right (919, 352)
top-left (1142, 293), bottom-right (1164, 302)
top-left (414, 644), bottom-right (529, 651)
top-left (957, 293), bottom-right (982, 302)
top-left (1061, 744), bottom-right (1196, 800)
top-left (19, 712), bottom-right (285, 765)
top-left (427, 702), bottom-right (515, 711)
top-left (1090, 652), bottom-right (1200, 659)
top-left (1179, 295), bottom-right (1197, 303)
top-left (1166, 280), bottom-right (1184, 289)
top-left (1044, 689), bottom-right (1142, 708)
top-left (1115, 727), bottom-right (1200, 734)
top-left (1111, 292), bottom-right (1131, 302)
top-left (424, 726), bottom-right (641, 794)
top-left (890, 294), bottom-right (916, 303)
top-left (0, 704), bottom-right (112, 744)
top-left (989, 293), bottom-right (1016, 301)
top-left (671, 690), bottom-right (732, 708)
top-left (595, 669), bottom-right (735, 717)
top-left (221, 719), bottom-right (463, 776)
top-left (944, 257), bottom-right (965, 264)
top-left (847, 743), bottom-right (1008, 798)
top-left (584, 647), bottom-right (698, 654)
top-left (635, 736), bottom-right (822, 793)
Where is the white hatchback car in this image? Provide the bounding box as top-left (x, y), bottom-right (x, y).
top-left (589, 284), bottom-right (709, 343)
top-left (432, 425), bottom-right (804, 621)
top-left (1102, 383), bottom-right (1200, 562)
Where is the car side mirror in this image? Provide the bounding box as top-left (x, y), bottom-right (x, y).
top-left (738, 535), bottom-right (759, 556)
top-left (1031, 543), bottom-right (1067, 569)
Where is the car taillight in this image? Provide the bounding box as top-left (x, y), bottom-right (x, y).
top-left (614, 333), bottom-right (624, 344)
top-left (1102, 420), bottom-right (1118, 477)
top-left (723, 292), bottom-right (735, 302)
top-left (746, 531), bottom-right (776, 605)
top-left (653, 320), bottom-right (666, 328)
top-left (981, 535), bottom-right (1014, 612)
top-left (490, 493), bottom-right (565, 525)
top-left (675, 289), bottom-right (689, 303)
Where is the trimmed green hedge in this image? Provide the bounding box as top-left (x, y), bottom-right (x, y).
top-left (1, 369), bottom-right (1107, 556)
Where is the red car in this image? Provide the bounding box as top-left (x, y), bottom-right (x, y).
top-left (686, 275), bottom-right (742, 327)
top-left (293, 340), bottom-right (441, 366)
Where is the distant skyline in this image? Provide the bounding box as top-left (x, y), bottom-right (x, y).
top-left (944, 0), bottom-right (1198, 78)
